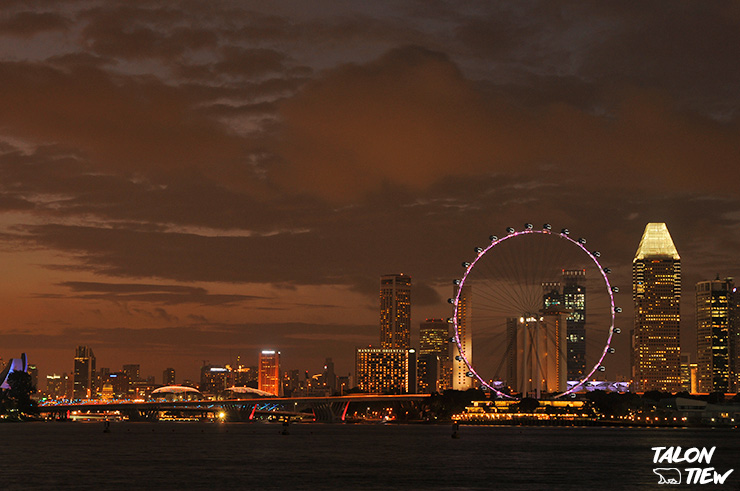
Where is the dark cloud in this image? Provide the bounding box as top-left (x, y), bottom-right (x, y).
top-left (0, 62), bottom-right (259, 188)
top-left (0, 11), bottom-right (71, 37)
top-left (275, 45), bottom-right (740, 203)
top-left (1, 1), bottom-right (739, 384)
top-left (54, 281), bottom-right (265, 306)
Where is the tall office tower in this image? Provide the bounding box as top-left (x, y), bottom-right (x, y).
top-left (418, 318), bottom-right (449, 393)
top-left (380, 274), bottom-right (412, 349)
top-left (258, 350), bottom-right (281, 396)
top-left (73, 346), bottom-right (96, 399)
top-left (563, 270), bottom-right (586, 380)
top-left (632, 223), bottom-right (682, 393)
top-left (452, 284), bottom-right (474, 390)
top-left (355, 347), bottom-right (412, 393)
top-left (696, 277), bottom-right (734, 393)
top-left (163, 368), bottom-right (176, 386)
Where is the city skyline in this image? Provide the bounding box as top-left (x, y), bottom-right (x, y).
top-left (1, 2), bottom-right (740, 383)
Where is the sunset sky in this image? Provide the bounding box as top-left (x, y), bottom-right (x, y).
top-left (1, 1), bottom-right (739, 384)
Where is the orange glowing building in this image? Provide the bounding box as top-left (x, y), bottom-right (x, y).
top-left (258, 350), bottom-right (281, 396)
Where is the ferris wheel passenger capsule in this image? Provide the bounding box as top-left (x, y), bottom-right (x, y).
top-left (608, 347), bottom-right (616, 354)
top-left (455, 355), bottom-right (462, 361)
top-left (462, 262), bottom-right (471, 268)
top-left (593, 251), bottom-right (601, 257)
top-left (598, 366), bottom-right (606, 372)
top-left (474, 247), bottom-right (483, 254)
top-left (561, 228), bottom-right (569, 235)
top-left (604, 268), bottom-right (612, 274)
top-left (446, 318), bottom-right (454, 323)
top-left (506, 227), bottom-right (515, 234)
top-left (453, 279), bottom-right (461, 285)
top-left (489, 235), bottom-right (498, 242)
top-left (525, 223), bottom-right (533, 230)
top-left (577, 237), bottom-right (587, 244)
top-left (615, 307), bottom-right (622, 313)
top-left (447, 298), bottom-right (456, 304)
top-left (466, 372), bottom-right (474, 377)
top-left (613, 327), bottom-right (622, 334)
top-left (612, 286), bottom-right (619, 293)
top-left (543, 223), bottom-right (552, 230)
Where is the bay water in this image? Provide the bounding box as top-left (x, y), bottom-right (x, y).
top-left (1, 422), bottom-right (737, 490)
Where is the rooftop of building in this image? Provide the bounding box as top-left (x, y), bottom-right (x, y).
top-left (634, 222), bottom-right (680, 261)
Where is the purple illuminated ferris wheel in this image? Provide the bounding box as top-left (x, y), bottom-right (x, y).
top-left (449, 224), bottom-right (620, 399)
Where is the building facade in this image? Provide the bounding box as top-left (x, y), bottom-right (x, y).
top-left (563, 269), bottom-right (586, 380)
top-left (73, 346), bottom-right (96, 400)
top-left (452, 284), bottom-right (474, 390)
top-left (163, 368), bottom-right (176, 386)
top-left (258, 350), bottom-right (281, 396)
top-left (418, 318), bottom-right (449, 393)
top-left (380, 274), bottom-right (412, 349)
top-left (355, 347), bottom-right (413, 394)
top-left (695, 277), bottom-right (735, 393)
top-left (632, 223), bottom-right (682, 393)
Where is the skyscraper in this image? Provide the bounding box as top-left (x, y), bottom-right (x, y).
top-left (563, 269), bottom-right (586, 380)
top-left (696, 277), bottom-right (734, 393)
top-left (452, 284), bottom-right (474, 390)
top-left (632, 223), bottom-right (682, 393)
top-left (258, 350), bottom-right (281, 396)
top-left (73, 346), bottom-right (96, 400)
top-left (380, 274), bottom-right (412, 349)
top-left (418, 318), bottom-right (449, 393)
top-left (503, 283), bottom-right (568, 397)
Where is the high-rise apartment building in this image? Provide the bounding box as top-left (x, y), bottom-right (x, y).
top-left (73, 346), bottom-right (96, 399)
top-left (452, 284), bottom-right (474, 390)
top-left (696, 277), bottom-right (734, 393)
top-left (632, 223), bottom-right (682, 393)
top-left (258, 350), bottom-right (281, 396)
top-left (380, 274), bottom-right (412, 349)
top-left (418, 318), bottom-right (449, 393)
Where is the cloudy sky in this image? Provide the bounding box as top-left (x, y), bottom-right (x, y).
top-left (1, 1), bottom-right (738, 385)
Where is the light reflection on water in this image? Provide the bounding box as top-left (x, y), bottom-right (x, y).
top-left (1, 423), bottom-right (737, 490)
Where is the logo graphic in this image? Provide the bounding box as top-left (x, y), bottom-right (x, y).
top-left (651, 446), bottom-right (734, 485)
top-left (653, 468), bottom-right (681, 485)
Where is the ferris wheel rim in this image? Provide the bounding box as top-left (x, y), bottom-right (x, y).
top-left (451, 225), bottom-right (617, 400)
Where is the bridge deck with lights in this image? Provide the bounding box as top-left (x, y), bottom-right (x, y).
top-left (38, 394), bottom-right (430, 422)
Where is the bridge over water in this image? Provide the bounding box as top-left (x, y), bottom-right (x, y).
top-left (38, 394), bottom-right (430, 423)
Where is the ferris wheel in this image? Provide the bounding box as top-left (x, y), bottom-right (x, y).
top-left (449, 224), bottom-right (620, 399)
